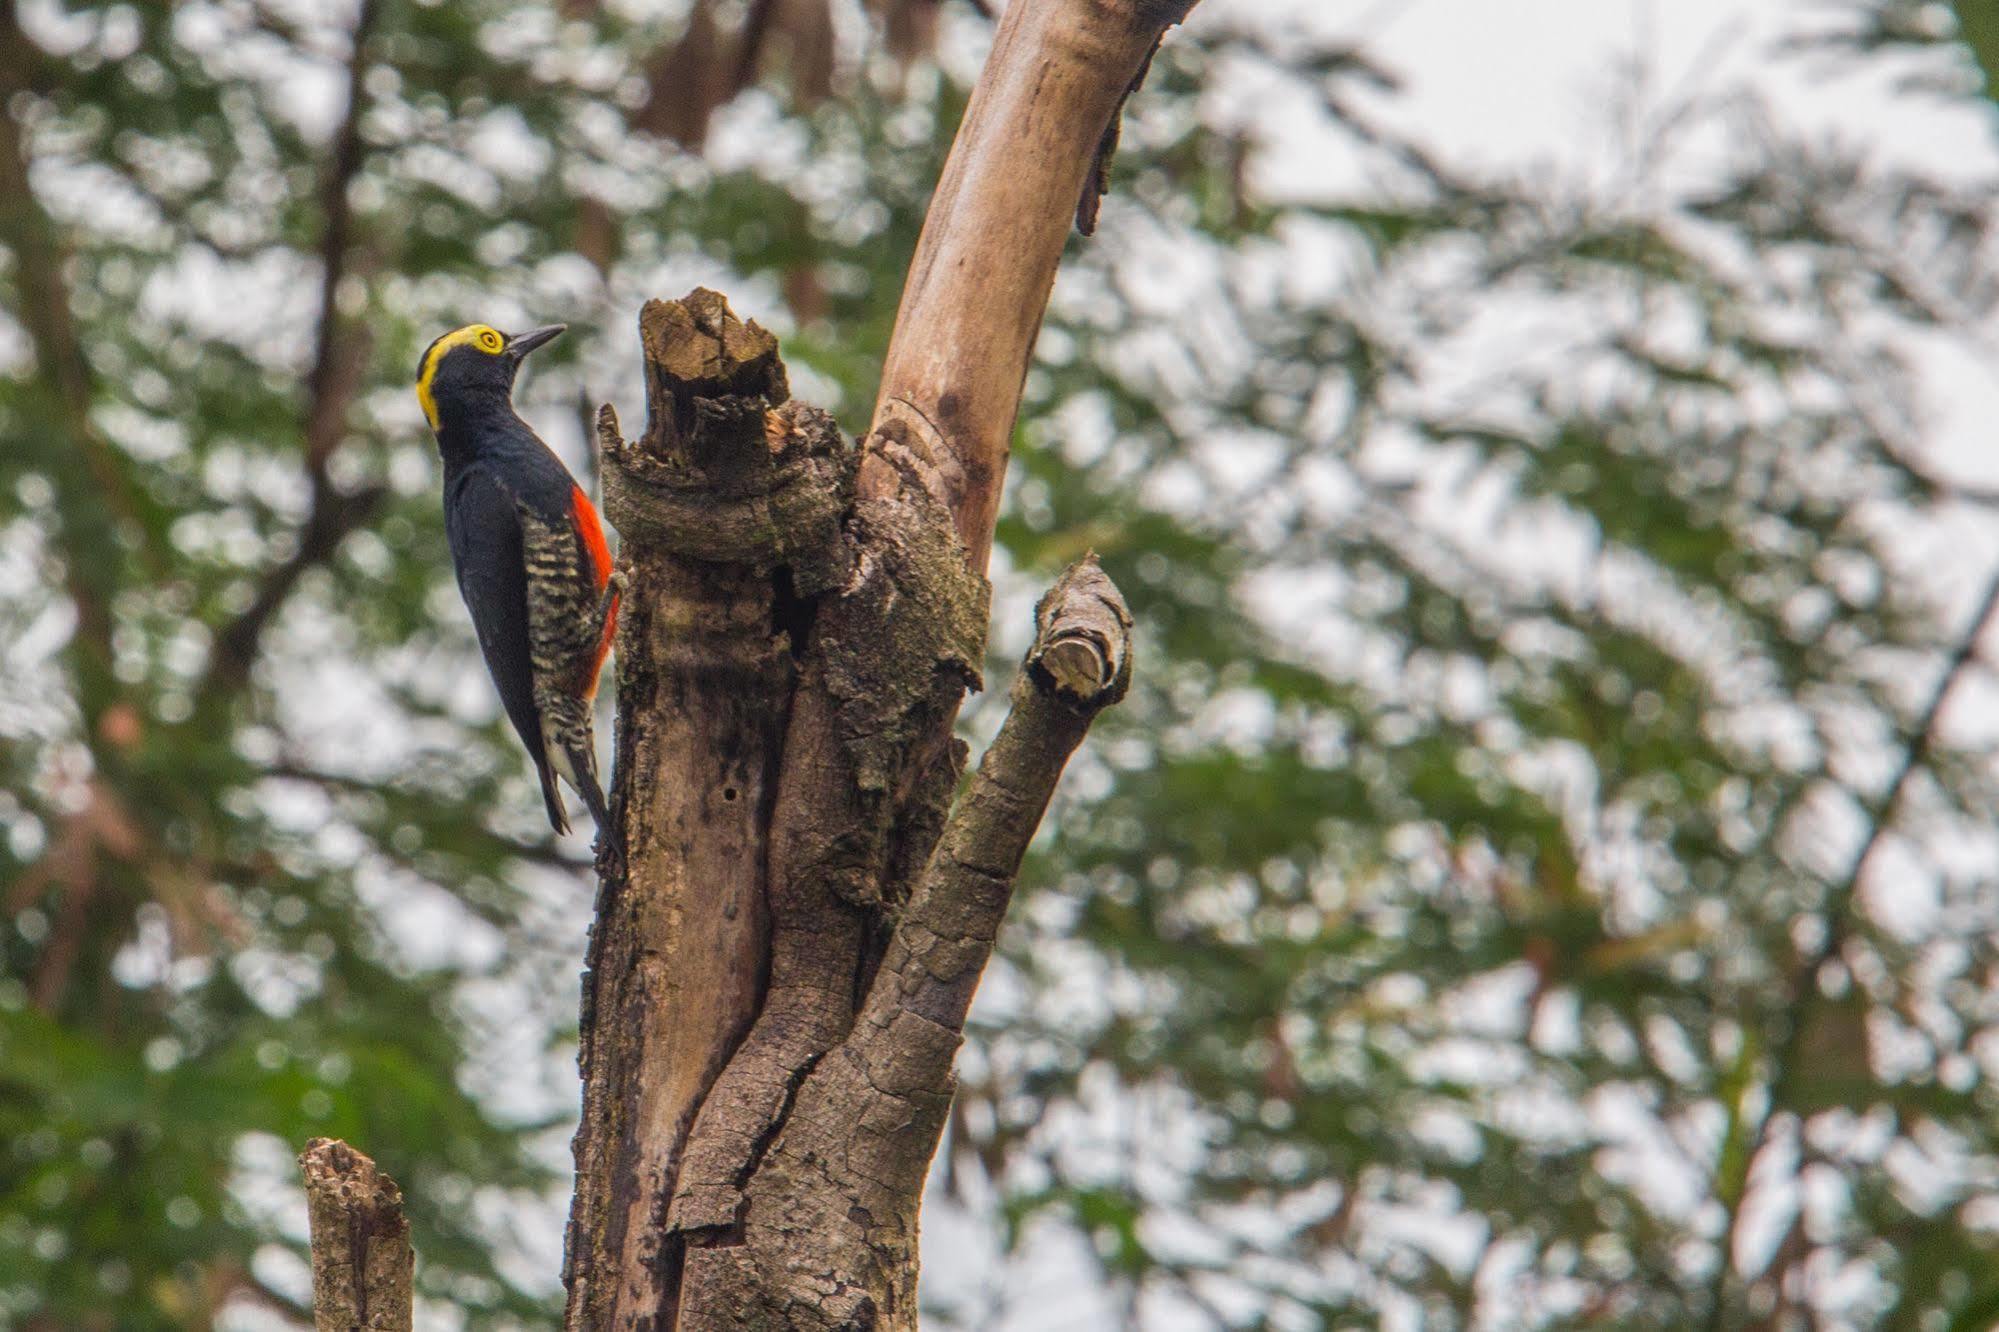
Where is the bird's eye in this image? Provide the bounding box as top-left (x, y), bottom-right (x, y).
top-left (479, 329), bottom-right (504, 352)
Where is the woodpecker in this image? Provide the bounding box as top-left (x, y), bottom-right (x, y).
top-left (416, 322), bottom-right (620, 837)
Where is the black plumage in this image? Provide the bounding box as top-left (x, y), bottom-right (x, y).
top-left (418, 323), bottom-right (619, 836)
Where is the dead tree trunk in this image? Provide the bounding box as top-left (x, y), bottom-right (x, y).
top-left (299, 1), bottom-right (1188, 1327)
top-left (571, 309), bottom-right (1130, 1318)
top-left (561, 2), bottom-right (1183, 1326)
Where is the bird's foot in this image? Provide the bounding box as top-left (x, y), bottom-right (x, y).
top-left (592, 827), bottom-right (626, 882)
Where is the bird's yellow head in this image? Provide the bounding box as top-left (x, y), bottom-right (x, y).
top-left (415, 322), bottom-right (565, 430)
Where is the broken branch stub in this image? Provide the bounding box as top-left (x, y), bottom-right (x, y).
top-left (643, 286), bottom-right (788, 456)
top-left (867, 554), bottom-right (1131, 1048)
top-left (299, 1138), bottom-right (413, 1332)
top-left (1027, 555), bottom-right (1133, 701)
top-left (600, 290), bottom-right (851, 579)
top-left (566, 291), bottom-right (856, 1330)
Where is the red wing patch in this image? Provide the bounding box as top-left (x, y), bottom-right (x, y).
top-left (571, 486), bottom-right (618, 699)
top-left (571, 486), bottom-right (613, 589)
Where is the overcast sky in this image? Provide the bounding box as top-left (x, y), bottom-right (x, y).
top-left (1338, 0), bottom-right (1999, 488)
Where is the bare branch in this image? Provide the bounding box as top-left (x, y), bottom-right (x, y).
top-left (865, 0), bottom-right (1197, 568)
top-left (1803, 568), bottom-right (1999, 974)
top-left (300, 1138), bottom-right (413, 1332)
top-left (852, 556), bottom-right (1130, 1078)
top-left (199, 483), bottom-right (388, 704)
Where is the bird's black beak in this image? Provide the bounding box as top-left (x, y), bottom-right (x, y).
top-left (506, 324), bottom-right (566, 362)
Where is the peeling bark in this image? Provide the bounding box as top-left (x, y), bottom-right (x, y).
top-left (565, 292), bottom-right (828, 1330)
top-left (300, 1138), bottom-right (412, 1332)
top-left (676, 560), bottom-right (1130, 1330)
top-left (564, 2), bottom-right (1183, 1326)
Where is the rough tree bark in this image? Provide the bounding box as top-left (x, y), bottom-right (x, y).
top-left (553, 2), bottom-right (1185, 1325)
top-left (299, 0), bottom-right (1189, 1326)
top-left (300, 1138), bottom-right (413, 1332)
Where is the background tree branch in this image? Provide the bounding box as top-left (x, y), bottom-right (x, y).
top-left (196, 0), bottom-right (383, 707)
top-left (0, 1), bottom-right (147, 735)
top-left (1704, 562), bottom-right (1999, 1325)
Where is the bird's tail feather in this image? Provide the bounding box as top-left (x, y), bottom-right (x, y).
top-left (567, 743), bottom-right (610, 831)
top-left (537, 760), bottom-right (571, 837)
top-left (563, 740), bottom-right (620, 876)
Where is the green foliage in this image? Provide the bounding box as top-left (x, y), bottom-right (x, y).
top-left (1953, 0), bottom-right (1999, 102)
top-left (966, 10), bottom-right (1999, 1329)
top-left (8, 0), bottom-right (1999, 1328)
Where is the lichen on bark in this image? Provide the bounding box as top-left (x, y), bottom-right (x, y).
top-left (563, 283), bottom-right (1134, 1332)
top-left (559, 0), bottom-right (1188, 1320)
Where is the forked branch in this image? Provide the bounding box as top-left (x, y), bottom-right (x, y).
top-left (671, 559), bottom-right (1132, 1329)
top-left (571, 1), bottom-right (1187, 1325)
